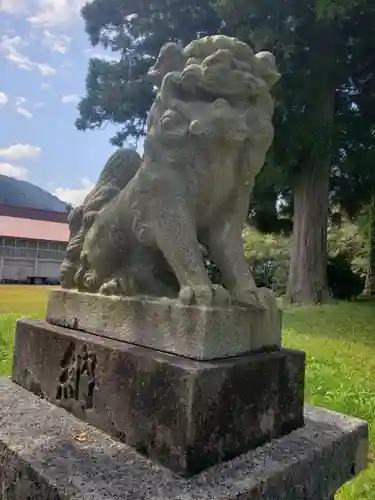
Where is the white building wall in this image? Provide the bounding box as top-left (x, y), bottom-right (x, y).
top-left (0, 237), bottom-right (66, 283)
top-left (2, 260), bottom-right (34, 281)
top-left (38, 261), bottom-right (61, 280)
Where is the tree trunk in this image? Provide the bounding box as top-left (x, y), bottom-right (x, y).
top-left (364, 196), bottom-right (375, 296)
top-left (286, 19), bottom-right (336, 306)
top-left (286, 157), bottom-right (331, 305)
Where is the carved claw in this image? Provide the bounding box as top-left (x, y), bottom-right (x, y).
top-left (212, 284), bottom-right (231, 305)
top-left (231, 287), bottom-right (264, 309)
top-left (99, 279), bottom-right (122, 296)
top-left (178, 285), bottom-right (211, 306)
top-left (83, 271), bottom-right (99, 293)
top-left (178, 284), bottom-right (230, 306)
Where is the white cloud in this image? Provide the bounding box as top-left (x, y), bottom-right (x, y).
top-left (61, 94), bottom-right (79, 104)
top-left (41, 82), bottom-right (51, 90)
top-left (16, 106), bottom-right (33, 119)
top-left (0, 92), bottom-right (8, 105)
top-left (1, 0), bottom-right (88, 27)
top-left (38, 63), bottom-right (56, 76)
top-left (59, 59), bottom-right (72, 69)
top-left (43, 30), bottom-right (71, 54)
top-left (29, 0), bottom-right (87, 27)
top-left (53, 178), bottom-right (94, 206)
top-left (15, 96), bottom-right (26, 106)
top-left (0, 35), bottom-right (56, 76)
top-left (84, 47), bottom-right (120, 62)
top-left (34, 101), bottom-right (45, 108)
top-left (0, 162), bottom-right (28, 180)
top-left (0, 143), bottom-right (41, 160)
top-left (0, 0), bottom-right (28, 14)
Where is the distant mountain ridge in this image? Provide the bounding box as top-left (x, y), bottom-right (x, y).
top-left (0, 175), bottom-right (68, 212)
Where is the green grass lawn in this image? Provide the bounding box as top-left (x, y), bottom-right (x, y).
top-left (284, 302), bottom-right (375, 499)
top-left (0, 285), bottom-right (52, 374)
top-left (0, 286), bottom-right (375, 498)
top-left (0, 284), bottom-right (53, 316)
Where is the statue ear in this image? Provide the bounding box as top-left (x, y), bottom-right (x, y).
top-left (148, 43), bottom-right (186, 86)
top-left (255, 51), bottom-right (281, 89)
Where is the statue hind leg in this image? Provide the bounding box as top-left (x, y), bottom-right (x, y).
top-left (99, 249), bottom-right (179, 298)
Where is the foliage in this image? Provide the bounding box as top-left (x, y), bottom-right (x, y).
top-left (331, 133), bottom-right (375, 220)
top-left (76, 0), bottom-right (221, 145)
top-left (330, 1), bottom-right (375, 217)
top-left (328, 216), bottom-right (368, 276)
top-left (326, 220), bottom-right (368, 300)
top-left (327, 253), bottom-right (365, 300)
top-left (316, 0), bottom-right (366, 18)
top-left (242, 221), bottom-right (367, 299)
top-left (249, 162), bottom-right (292, 234)
top-left (213, 0), bottom-right (346, 173)
top-left (78, 0), bottom-right (363, 152)
top-left (243, 227), bottom-right (290, 294)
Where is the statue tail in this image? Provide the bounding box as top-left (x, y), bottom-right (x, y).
top-left (60, 206), bottom-right (84, 288)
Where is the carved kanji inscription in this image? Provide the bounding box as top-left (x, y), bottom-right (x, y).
top-left (56, 343), bottom-right (96, 410)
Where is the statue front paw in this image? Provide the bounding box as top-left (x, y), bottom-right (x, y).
top-left (178, 284), bottom-right (231, 306)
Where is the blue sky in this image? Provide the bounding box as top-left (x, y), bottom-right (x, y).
top-left (0, 0), bottom-right (125, 206)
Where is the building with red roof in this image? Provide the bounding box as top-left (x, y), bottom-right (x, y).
top-left (0, 204), bottom-right (69, 284)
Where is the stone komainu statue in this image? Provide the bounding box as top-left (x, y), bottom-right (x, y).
top-left (61, 35), bottom-right (280, 308)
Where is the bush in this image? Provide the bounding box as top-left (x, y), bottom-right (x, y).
top-left (203, 228), bottom-right (290, 295)
top-left (327, 218), bottom-right (367, 299)
top-left (327, 252), bottom-right (365, 300)
top-left (243, 227), bottom-right (290, 295)
top-left (205, 221), bottom-right (367, 301)
top-left (328, 219), bottom-right (368, 279)
top-left (244, 223), bottom-right (366, 300)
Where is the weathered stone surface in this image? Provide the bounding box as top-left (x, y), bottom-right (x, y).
top-left (62, 36), bottom-right (281, 311)
top-left (0, 379), bottom-right (368, 500)
top-left (60, 148), bottom-right (142, 289)
top-left (46, 288), bottom-right (282, 360)
top-left (12, 320), bottom-right (303, 476)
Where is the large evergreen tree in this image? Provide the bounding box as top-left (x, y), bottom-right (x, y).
top-left (76, 0), bottom-right (375, 304)
top-left (76, 0), bottom-right (221, 145)
top-left (329, 0), bottom-right (375, 294)
top-left (214, 0), bottom-right (374, 304)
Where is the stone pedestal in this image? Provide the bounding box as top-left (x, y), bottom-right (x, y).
top-left (46, 289), bottom-right (282, 360)
top-left (12, 319), bottom-right (304, 477)
top-left (0, 379), bottom-right (368, 500)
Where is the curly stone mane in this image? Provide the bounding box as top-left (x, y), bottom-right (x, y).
top-left (60, 149), bottom-right (141, 289)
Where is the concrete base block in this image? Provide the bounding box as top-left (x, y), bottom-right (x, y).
top-left (0, 379), bottom-right (368, 500)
